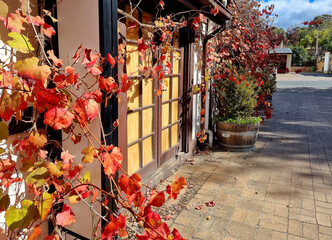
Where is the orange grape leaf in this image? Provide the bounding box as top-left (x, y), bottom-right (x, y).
top-left (42, 23), bottom-right (56, 38)
top-left (28, 15), bottom-right (45, 26)
top-left (81, 146), bottom-right (98, 164)
top-left (149, 190), bottom-right (165, 207)
top-left (166, 176), bottom-right (187, 200)
top-left (18, 57), bottom-right (51, 87)
top-left (91, 188), bottom-right (98, 203)
top-left (0, 1), bottom-right (9, 20)
top-left (47, 162), bottom-right (63, 177)
top-left (107, 53), bottom-right (116, 68)
top-left (20, 0), bottom-right (30, 16)
top-left (43, 9), bottom-right (58, 23)
top-left (99, 76), bottom-right (116, 92)
top-left (56, 204), bottom-right (76, 227)
top-left (47, 50), bottom-right (63, 67)
top-left (5, 10), bottom-right (27, 33)
top-left (27, 225), bottom-right (41, 240)
top-left (28, 132), bottom-right (47, 148)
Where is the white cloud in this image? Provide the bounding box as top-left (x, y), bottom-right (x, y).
top-left (261, 0), bottom-right (332, 29)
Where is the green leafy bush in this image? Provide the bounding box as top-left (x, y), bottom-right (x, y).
top-left (214, 67), bottom-right (258, 122)
top-left (216, 117), bottom-right (262, 124)
top-left (291, 45), bottom-right (310, 66)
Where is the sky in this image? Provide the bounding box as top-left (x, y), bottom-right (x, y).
top-left (261, 0), bottom-right (332, 29)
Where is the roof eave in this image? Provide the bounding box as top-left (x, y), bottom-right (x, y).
top-left (177, 0), bottom-right (233, 24)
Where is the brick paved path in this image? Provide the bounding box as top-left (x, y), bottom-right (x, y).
top-left (159, 86), bottom-right (332, 239)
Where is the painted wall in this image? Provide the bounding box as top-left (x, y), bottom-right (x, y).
top-left (317, 53), bottom-right (332, 72)
top-left (323, 52), bottom-right (331, 73)
top-left (286, 54), bottom-right (292, 71)
top-left (57, 0), bottom-right (101, 238)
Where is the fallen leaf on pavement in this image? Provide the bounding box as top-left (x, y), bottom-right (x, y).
top-left (205, 201), bottom-right (215, 207)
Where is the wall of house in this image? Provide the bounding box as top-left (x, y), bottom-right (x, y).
top-left (57, 0), bottom-right (101, 238)
top-left (286, 54), bottom-right (292, 71)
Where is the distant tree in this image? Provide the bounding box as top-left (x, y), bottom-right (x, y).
top-left (291, 45), bottom-right (310, 66)
top-left (286, 28), bottom-right (299, 47)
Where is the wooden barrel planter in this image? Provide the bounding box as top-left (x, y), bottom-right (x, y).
top-left (216, 121), bottom-right (260, 151)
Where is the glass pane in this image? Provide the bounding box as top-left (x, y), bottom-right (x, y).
top-left (142, 78), bottom-right (153, 106)
top-left (142, 108), bottom-right (153, 136)
top-left (162, 128), bottom-right (170, 153)
top-left (172, 101), bottom-right (179, 123)
top-left (173, 51), bottom-right (180, 74)
top-left (127, 79), bottom-right (140, 110)
top-left (127, 44), bottom-right (139, 75)
top-left (127, 112), bottom-right (140, 143)
top-left (143, 137), bottom-right (153, 166)
top-left (172, 77), bottom-right (179, 99)
top-left (172, 124), bottom-right (178, 147)
top-left (128, 143), bottom-right (140, 174)
top-left (162, 103), bottom-right (170, 127)
top-left (162, 77), bottom-right (170, 102)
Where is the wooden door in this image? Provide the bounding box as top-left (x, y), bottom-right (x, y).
top-left (119, 8), bottom-right (183, 176)
top-left (158, 38), bottom-right (183, 165)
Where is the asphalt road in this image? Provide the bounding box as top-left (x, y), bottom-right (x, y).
top-left (277, 72), bottom-right (332, 89)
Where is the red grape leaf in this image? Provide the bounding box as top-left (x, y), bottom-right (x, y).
top-left (61, 150), bottom-right (75, 171)
top-left (149, 190), bottom-right (165, 207)
top-left (56, 204), bottom-right (76, 227)
top-left (44, 107), bottom-right (74, 130)
top-left (103, 147), bottom-right (123, 176)
top-left (118, 173), bottom-right (141, 195)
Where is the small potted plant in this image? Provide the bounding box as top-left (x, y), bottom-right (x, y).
top-left (214, 67), bottom-right (261, 151)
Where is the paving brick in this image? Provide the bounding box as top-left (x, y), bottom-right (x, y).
top-left (302, 222), bottom-right (319, 239)
top-left (174, 210), bottom-right (203, 227)
top-left (222, 237), bottom-right (237, 240)
top-left (289, 207), bottom-right (316, 217)
top-left (287, 234), bottom-right (306, 240)
top-left (289, 212), bottom-right (317, 224)
top-left (319, 233), bottom-right (332, 240)
top-left (302, 199), bottom-right (315, 211)
top-left (288, 219), bottom-right (302, 236)
top-left (271, 231), bottom-right (287, 240)
top-left (255, 227), bottom-right (272, 240)
top-left (316, 212), bottom-right (331, 227)
top-left (315, 200), bottom-right (332, 209)
top-left (259, 213), bottom-right (288, 232)
top-left (226, 221), bottom-right (256, 240)
top-left (237, 197), bottom-right (264, 212)
top-left (316, 206), bottom-right (332, 214)
top-left (319, 225), bottom-right (332, 236)
top-left (169, 223), bottom-right (196, 240)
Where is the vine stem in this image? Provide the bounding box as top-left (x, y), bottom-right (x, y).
top-left (27, 0), bottom-right (52, 66)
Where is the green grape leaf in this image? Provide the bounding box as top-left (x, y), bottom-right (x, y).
top-left (7, 32), bottom-right (34, 53)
